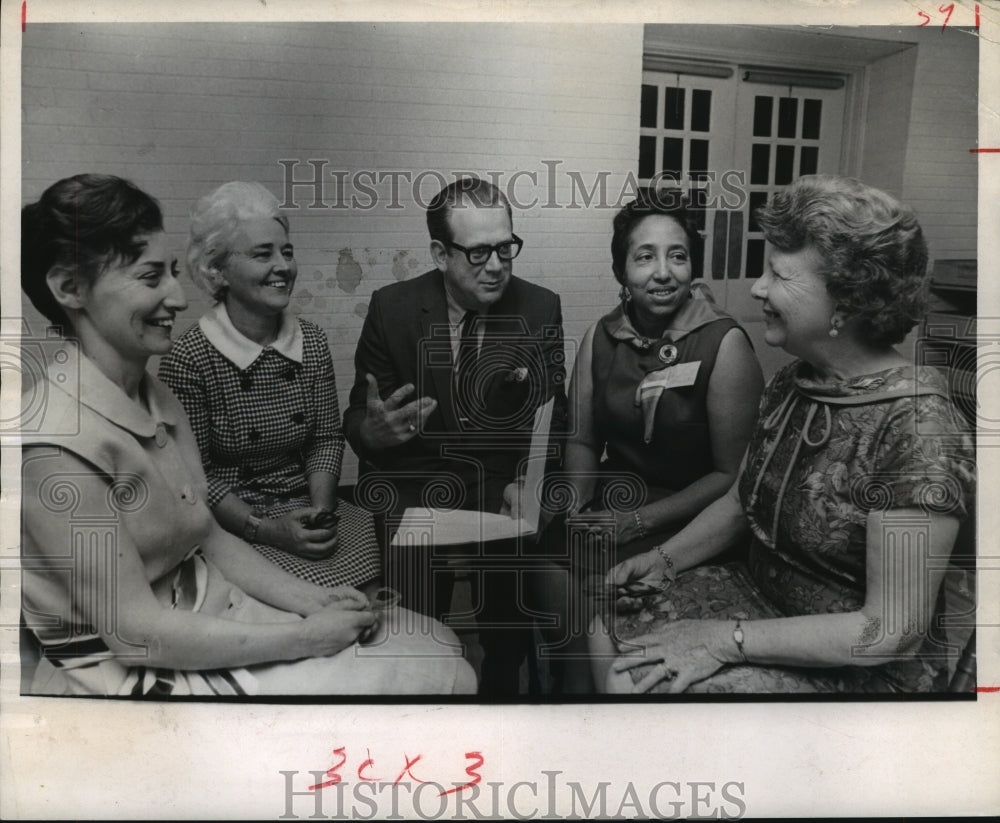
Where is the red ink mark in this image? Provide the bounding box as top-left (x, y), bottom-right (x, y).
top-left (309, 746), bottom-right (485, 793)
top-left (917, 9), bottom-right (931, 26)
top-left (357, 748), bottom-right (379, 782)
top-left (975, 686), bottom-right (1000, 693)
top-left (308, 746), bottom-right (347, 791)
top-left (439, 751), bottom-right (484, 797)
top-left (939, 3), bottom-right (955, 29)
top-left (393, 753), bottom-right (428, 786)
top-left (970, 148), bottom-right (1000, 153)
top-left (21, 1), bottom-right (26, 32)
top-left (976, 3), bottom-right (981, 28)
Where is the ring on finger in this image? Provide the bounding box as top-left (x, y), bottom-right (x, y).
top-left (407, 423), bottom-right (416, 433)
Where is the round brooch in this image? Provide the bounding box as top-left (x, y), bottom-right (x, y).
top-left (658, 344), bottom-right (679, 365)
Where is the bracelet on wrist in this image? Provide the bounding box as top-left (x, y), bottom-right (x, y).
top-left (654, 543), bottom-right (677, 582)
top-left (632, 510), bottom-right (647, 539)
top-left (733, 619), bottom-right (748, 663)
top-left (243, 508), bottom-right (264, 543)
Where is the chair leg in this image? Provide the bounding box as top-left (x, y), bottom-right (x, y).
top-left (525, 627), bottom-right (542, 696)
top-left (949, 628), bottom-right (976, 693)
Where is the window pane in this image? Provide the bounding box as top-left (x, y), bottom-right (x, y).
top-left (727, 210), bottom-right (744, 280)
top-left (689, 139), bottom-right (709, 174)
top-left (689, 184), bottom-right (710, 211)
top-left (664, 87), bottom-right (685, 130)
top-left (748, 191), bottom-right (767, 232)
top-left (641, 84), bottom-right (658, 128)
top-left (639, 135), bottom-right (656, 179)
top-left (778, 97), bottom-right (798, 138)
top-left (750, 144), bottom-right (770, 185)
top-left (800, 145), bottom-right (819, 176)
top-left (711, 210), bottom-right (727, 280)
top-left (662, 137), bottom-right (684, 178)
top-left (746, 238), bottom-right (766, 278)
top-left (753, 96), bottom-right (773, 137)
top-left (775, 144), bottom-right (795, 185)
top-left (802, 98), bottom-right (822, 139)
top-left (691, 89), bottom-right (711, 132)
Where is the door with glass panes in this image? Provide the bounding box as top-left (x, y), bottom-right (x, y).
top-left (639, 70), bottom-right (846, 374)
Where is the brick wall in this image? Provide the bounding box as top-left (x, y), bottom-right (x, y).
top-left (21, 22), bottom-right (642, 479)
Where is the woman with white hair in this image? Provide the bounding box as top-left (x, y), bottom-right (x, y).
top-left (160, 182), bottom-right (380, 590)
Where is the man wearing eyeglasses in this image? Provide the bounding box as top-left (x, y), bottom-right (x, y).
top-left (344, 177), bottom-right (567, 697)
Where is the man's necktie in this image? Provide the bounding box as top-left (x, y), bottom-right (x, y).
top-left (455, 310), bottom-right (479, 380)
top-left (454, 310), bottom-right (480, 425)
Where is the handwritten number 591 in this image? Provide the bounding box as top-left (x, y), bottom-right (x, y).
top-left (918, 4), bottom-right (956, 29)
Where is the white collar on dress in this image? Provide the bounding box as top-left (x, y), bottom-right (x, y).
top-left (198, 302), bottom-right (303, 370)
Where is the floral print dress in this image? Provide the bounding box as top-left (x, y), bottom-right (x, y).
top-left (614, 362), bottom-right (976, 693)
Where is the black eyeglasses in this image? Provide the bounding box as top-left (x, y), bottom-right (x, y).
top-left (447, 234), bottom-right (524, 266)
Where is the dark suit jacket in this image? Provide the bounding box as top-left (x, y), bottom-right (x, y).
top-left (344, 269), bottom-right (567, 515)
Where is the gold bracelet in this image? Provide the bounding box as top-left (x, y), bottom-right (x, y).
top-left (632, 510), bottom-right (647, 539)
top-left (655, 543), bottom-right (677, 582)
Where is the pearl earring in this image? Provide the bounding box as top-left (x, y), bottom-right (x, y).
top-left (619, 285), bottom-right (632, 304)
top-left (829, 315), bottom-right (843, 338)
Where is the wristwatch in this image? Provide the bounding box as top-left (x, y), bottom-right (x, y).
top-left (733, 619), bottom-right (748, 663)
top-left (243, 509), bottom-right (263, 543)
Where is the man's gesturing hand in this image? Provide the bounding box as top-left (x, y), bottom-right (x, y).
top-left (359, 373), bottom-right (438, 450)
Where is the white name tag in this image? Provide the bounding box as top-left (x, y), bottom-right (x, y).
top-left (639, 360), bottom-right (701, 391)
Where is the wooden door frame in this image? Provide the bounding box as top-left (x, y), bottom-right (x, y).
top-left (642, 25), bottom-right (922, 185)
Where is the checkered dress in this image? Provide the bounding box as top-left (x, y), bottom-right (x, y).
top-left (159, 317), bottom-right (380, 588)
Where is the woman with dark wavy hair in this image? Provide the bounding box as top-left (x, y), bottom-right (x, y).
top-left (565, 189), bottom-right (763, 549)
top-left (594, 174), bottom-right (975, 694)
top-left (535, 188), bottom-right (764, 692)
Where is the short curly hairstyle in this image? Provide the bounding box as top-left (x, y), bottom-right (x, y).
top-left (186, 181), bottom-right (290, 301)
top-left (21, 174), bottom-right (164, 329)
top-left (754, 174), bottom-right (929, 346)
top-left (610, 188), bottom-right (702, 284)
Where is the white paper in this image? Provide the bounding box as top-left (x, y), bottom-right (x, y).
top-left (391, 507), bottom-right (535, 545)
top-left (390, 397), bottom-right (553, 546)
